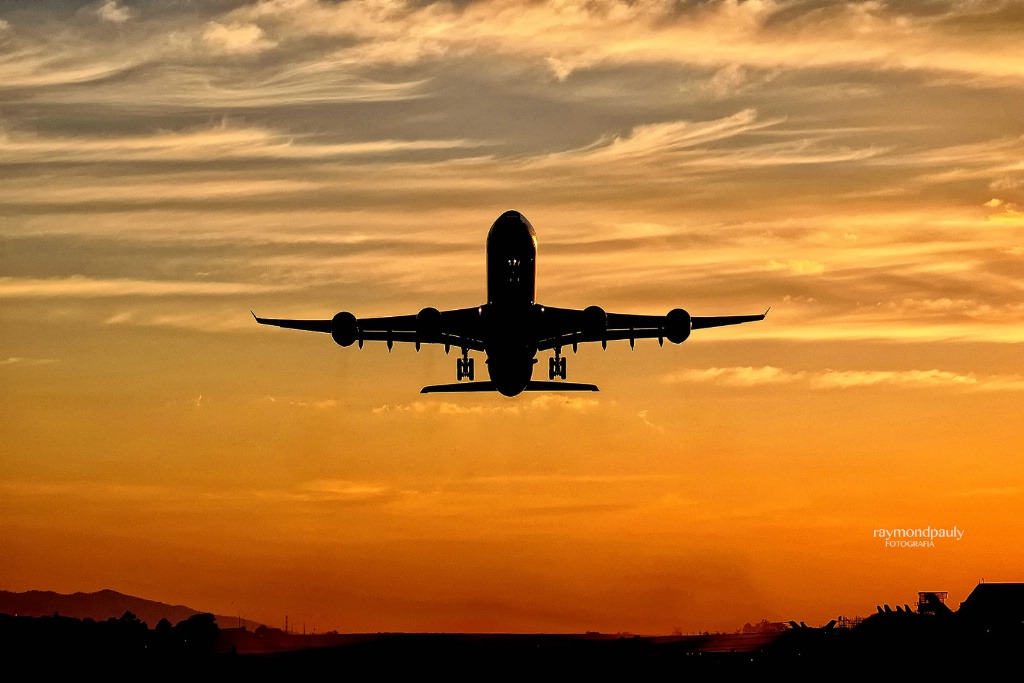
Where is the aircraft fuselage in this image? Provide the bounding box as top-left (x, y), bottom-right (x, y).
top-left (483, 210), bottom-right (540, 397)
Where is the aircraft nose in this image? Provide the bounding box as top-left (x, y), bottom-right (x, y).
top-left (497, 209), bottom-right (525, 223)
top-left (489, 210), bottom-right (536, 238)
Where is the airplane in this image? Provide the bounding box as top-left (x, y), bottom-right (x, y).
top-left (252, 210), bottom-right (767, 396)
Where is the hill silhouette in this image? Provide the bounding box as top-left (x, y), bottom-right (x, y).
top-left (0, 589), bottom-right (261, 631)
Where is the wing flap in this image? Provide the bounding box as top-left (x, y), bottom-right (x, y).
top-left (251, 309), bottom-right (486, 350)
top-left (360, 330), bottom-right (485, 351)
top-left (536, 328), bottom-right (666, 351)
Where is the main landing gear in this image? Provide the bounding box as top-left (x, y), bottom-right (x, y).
top-left (456, 348), bottom-right (474, 381)
top-left (548, 348), bottom-right (567, 380)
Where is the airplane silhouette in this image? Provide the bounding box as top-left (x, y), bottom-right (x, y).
top-left (253, 210), bottom-right (767, 396)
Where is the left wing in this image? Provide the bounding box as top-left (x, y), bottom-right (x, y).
top-left (251, 307), bottom-right (487, 351)
top-left (533, 305), bottom-right (768, 351)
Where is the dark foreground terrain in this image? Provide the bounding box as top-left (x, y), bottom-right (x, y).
top-left (1, 610), bottom-right (1019, 676)
top-left (4, 583), bottom-right (1022, 675)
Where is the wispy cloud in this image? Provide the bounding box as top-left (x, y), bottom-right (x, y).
top-left (203, 21), bottom-right (276, 55)
top-left (450, 473), bottom-right (666, 486)
top-left (664, 366), bottom-right (801, 387)
top-left (0, 276), bottom-right (285, 298)
top-left (811, 369), bottom-right (985, 390)
top-left (96, 1), bottom-right (133, 25)
top-left (0, 477), bottom-right (398, 506)
top-left (765, 259), bottom-right (826, 275)
top-left (0, 121), bottom-right (482, 164)
top-left (664, 366), bottom-right (1024, 391)
top-left (291, 479), bottom-right (393, 502)
top-left (372, 394), bottom-right (600, 415)
top-left (0, 357), bottom-right (58, 367)
top-left (229, 0), bottom-right (1024, 82)
top-left (529, 110), bottom-right (888, 176)
top-left (554, 109), bottom-right (780, 162)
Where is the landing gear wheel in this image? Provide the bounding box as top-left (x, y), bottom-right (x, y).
top-left (548, 355), bottom-right (567, 380)
top-left (456, 352), bottom-right (474, 381)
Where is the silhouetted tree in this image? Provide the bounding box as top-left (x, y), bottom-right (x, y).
top-left (173, 612), bottom-right (219, 654)
top-left (150, 616), bottom-right (174, 652)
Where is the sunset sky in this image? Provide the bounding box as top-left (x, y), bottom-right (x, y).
top-left (2, 0), bottom-right (1023, 634)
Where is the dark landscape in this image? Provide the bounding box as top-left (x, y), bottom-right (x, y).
top-left (0, 589), bottom-right (262, 631)
top-left (2, 584), bottom-right (1020, 674)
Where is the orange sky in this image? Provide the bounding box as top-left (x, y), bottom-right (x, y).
top-left (2, 0), bottom-right (1023, 634)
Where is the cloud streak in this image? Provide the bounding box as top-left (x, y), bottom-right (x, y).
top-left (96, 1), bottom-right (133, 25)
top-left (229, 0), bottom-right (1024, 82)
top-left (373, 395), bottom-right (601, 416)
top-left (0, 121), bottom-right (482, 164)
top-left (0, 276), bottom-right (286, 298)
top-left (0, 357), bottom-right (58, 367)
top-left (664, 366), bottom-right (1024, 391)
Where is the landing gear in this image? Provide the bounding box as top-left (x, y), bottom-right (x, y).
top-left (456, 349), bottom-right (474, 381)
top-left (548, 349), bottom-right (567, 380)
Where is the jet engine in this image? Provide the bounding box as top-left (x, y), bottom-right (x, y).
top-left (416, 307), bottom-right (442, 339)
top-left (331, 311), bottom-right (358, 347)
top-left (665, 308), bottom-right (691, 344)
top-left (582, 305), bottom-right (607, 336)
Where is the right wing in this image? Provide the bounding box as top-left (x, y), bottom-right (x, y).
top-left (251, 307), bottom-right (487, 351)
top-left (691, 311), bottom-right (770, 330)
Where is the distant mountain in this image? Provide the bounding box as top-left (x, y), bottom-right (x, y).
top-left (0, 589), bottom-right (263, 631)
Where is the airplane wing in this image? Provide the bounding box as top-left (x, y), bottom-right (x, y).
top-left (251, 307), bottom-right (487, 351)
top-left (253, 303), bottom-right (767, 353)
top-left (690, 312), bottom-right (770, 330)
top-left (533, 305), bottom-right (768, 352)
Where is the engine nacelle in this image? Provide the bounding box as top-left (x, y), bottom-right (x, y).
top-left (416, 307), bottom-right (442, 338)
top-left (582, 305), bottom-right (607, 336)
top-left (665, 308), bottom-right (691, 344)
top-left (331, 311), bottom-right (358, 347)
